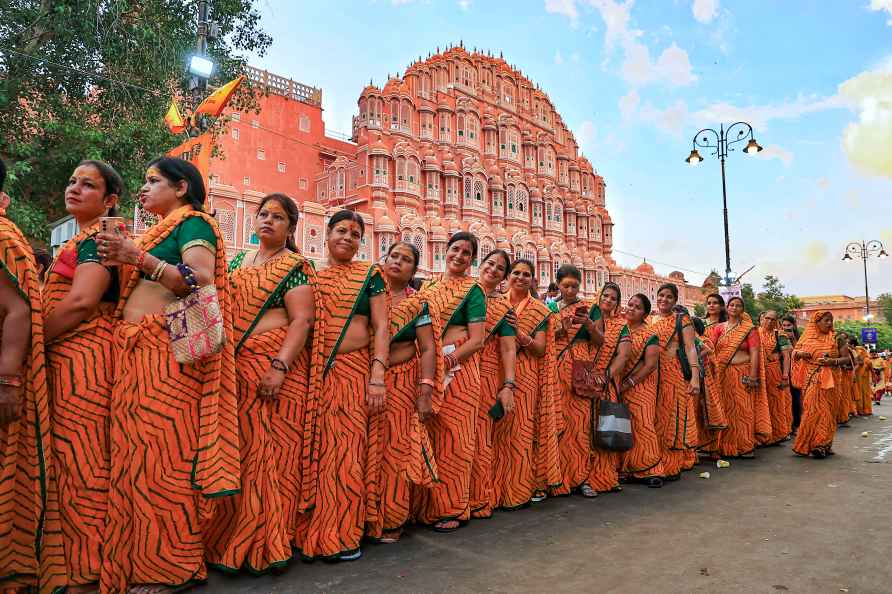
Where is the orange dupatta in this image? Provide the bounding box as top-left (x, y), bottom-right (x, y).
top-left (713, 314), bottom-right (770, 438)
top-left (791, 311), bottom-right (835, 392)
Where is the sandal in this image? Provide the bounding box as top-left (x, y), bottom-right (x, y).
top-left (433, 519), bottom-right (461, 533)
top-left (645, 477), bottom-right (663, 488)
top-left (578, 483), bottom-right (598, 498)
top-left (531, 490), bottom-right (547, 503)
top-left (339, 549), bottom-right (362, 562)
top-left (379, 529), bottom-right (401, 544)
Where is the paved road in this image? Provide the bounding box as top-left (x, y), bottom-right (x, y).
top-left (210, 403), bottom-right (892, 594)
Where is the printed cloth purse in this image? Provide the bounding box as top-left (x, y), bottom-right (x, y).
top-left (164, 283), bottom-right (226, 364)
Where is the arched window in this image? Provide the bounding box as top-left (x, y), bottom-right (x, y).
top-left (592, 216), bottom-right (602, 240)
top-left (413, 232), bottom-right (425, 262)
top-left (553, 257), bottom-right (561, 280)
top-left (474, 180), bottom-right (484, 202)
top-left (464, 175), bottom-right (473, 202)
top-left (336, 169), bottom-right (345, 196)
top-left (400, 102), bottom-right (411, 132)
top-left (506, 185), bottom-right (515, 214)
top-left (457, 114), bottom-right (466, 141)
top-left (517, 187), bottom-right (527, 213)
top-left (468, 116), bottom-right (479, 145)
top-left (546, 201), bottom-right (553, 222)
top-left (555, 200), bottom-right (563, 223)
top-left (480, 238), bottom-right (495, 260)
top-left (509, 131), bottom-right (519, 160)
top-left (439, 113), bottom-right (451, 142)
top-left (396, 157), bottom-right (407, 183)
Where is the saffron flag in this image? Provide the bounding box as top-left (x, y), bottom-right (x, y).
top-left (167, 133), bottom-right (212, 189)
top-left (164, 99), bottom-right (186, 134)
top-left (194, 75), bottom-right (245, 118)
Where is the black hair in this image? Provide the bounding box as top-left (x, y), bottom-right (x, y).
top-left (848, 336), bottom-right (860, 346)
top-left (547, 282), bottom-right (558, 292)
top-left (630, 293), bottom-right (652, 318)
top-left (0, 158), bottom-right (6, 192)
top-left (77, 160), bottom-right (124, 217)
top-left (657, 282), bottom-right (678, 302)
top-left (387, 240), bottom-right (421, 273)
top-left (32, 245), bottom-right (51, 282)
top-left (556, 264), bottom-right (581, 283)
top-left (705, 292), bottom-right (728, 322)
top-left (692, 316), bottom-right (706, 336)
top-left (511, 258), bottom-right (536, 277)
top-left (600, 281), bottom-right (622, 303)
top-left (727, 296), bottom-right (745, 310)
top-left (327, 209), bottom-right (365, 235)
top-left (147, 156), bottom-right (206, 211)
top-left (481, 249), bottom-right (511, 280)
top-left (446, 231), bottom-right (478, 259)
top-left (258, 193), bottom-right (300, 252)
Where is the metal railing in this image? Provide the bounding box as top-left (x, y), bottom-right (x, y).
top-left (245, 66), bottom-right (322, 106)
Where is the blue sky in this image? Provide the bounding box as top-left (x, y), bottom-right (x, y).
top-left (250, 0), bottom-right (892, 297)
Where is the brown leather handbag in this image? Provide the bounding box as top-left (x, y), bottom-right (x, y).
top-left (571, 345), bottom-right (602, 399)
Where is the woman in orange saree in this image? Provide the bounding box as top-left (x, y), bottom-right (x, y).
top-left (792, 311), bottom-right (840, 458)
top-left (832, 332), bottom-right (853, 427)
top-left (205, 194), bottom-right (319, 574)
top-left (548, 265), bottom-right (613, 498)
top-left (0, 189), bottom-right (65, 594)
top-left (618, 294), bottom-right (664, 488)
top-left (369, 241), bottom-right (443, 544)
top-left (838, 334), bottom-right (858, 421)
top-left (41, 161), bottom-right (123, 593)
top-left (757, 311), bottom-right (793, 445)
top-left (413, 232), bottom-right (487, 533)
top-left (491, 259), bottom-right (560, 509)
top-left (295, 210), bottom-right (389, 562)
top-left (851, 339), bottom-right (872, 417)
top-left (703, 293), bottom-right (727, 330)
top-left (692, 322), bottom-right (728, 459)
top-left (95, 157), bottom-right (238, 593)
top-left (650, 284), bottom-right (700, 478)
top-left (707, 296), bottom-right (768, 459)
top-left (470, 249), bottom-right (517, 519)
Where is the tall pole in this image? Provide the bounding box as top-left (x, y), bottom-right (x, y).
top-left (720, 154), bottom-right (731, 286)
top-left (862, 242), bottom-right (871, 317)
top-left (194, 0), bottom-right (209, 98)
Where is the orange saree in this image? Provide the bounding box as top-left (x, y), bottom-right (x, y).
top-left (491, 297), bottom-right (560, 509)
top-left (709, 315), bottom-right (769, 458)
top-left (365, 291), bottom-right (444, 539)
top-left (758, 327), bottom-right (793, 445)
top-left (792, 312), bottom-right (838, 457)
top-left (694, 334), bottom-right (728, 455)
top-left (854, 346), bottom-right (872, 416)
top-left (413, 276), bottom-right (483, 526)
top-left (651, 312), bottom-right (699, 476)
top-left (619, 325), bottom-right (664, 479)
top-left (100, 206), bottom-right (238, 593)
top-left (42, 223), bottom-right (116, 590)
top-left (296, 261), bottom-right (384, 560)
top-left (0, 217), bottom-right (65, 594)
top-left (205, 251), bottom-right (321, 573)
top-left (470, 293), bottom-right (512, 518)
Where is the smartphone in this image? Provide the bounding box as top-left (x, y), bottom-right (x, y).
top-left (575, 305), bottom-right (589, 317)
top-left (100, 216), bottom-right (126, 235)
top-left (488, 400), bottom-right (505, 421)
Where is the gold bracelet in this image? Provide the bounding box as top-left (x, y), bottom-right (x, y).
top-left (150, 260), bottom-right (168, 281)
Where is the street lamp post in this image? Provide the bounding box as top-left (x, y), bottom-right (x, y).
top-left (685, 122), bottom-right (763, 286)
top-left (842, 240), bottom-right (888, 317)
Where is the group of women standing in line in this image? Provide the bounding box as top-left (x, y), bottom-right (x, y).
top-left (0, 156), bottom-right (878, 594)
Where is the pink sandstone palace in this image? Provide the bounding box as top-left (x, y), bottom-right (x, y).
top-left (151, 45), bottom-right (703, 305)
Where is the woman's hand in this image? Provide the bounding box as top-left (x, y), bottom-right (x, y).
top-left (0, 384), bottom-right (23, 425)
top-left (794, 351), bottom-right (812, 360)
top-left (416, 384), bottom-right (433, 423)
top-left (497, 386), bottom-right (515, 414)
top-left (367, 381), bottom-right (387, 415)
top-left (96, 230), bottom-right (141, 266)
top-left (258, 367), bottom-right (285, 401)
top-left (505, 309), bottom-right (517, 329)
top-left (687, 377), bottom-right (700, 395)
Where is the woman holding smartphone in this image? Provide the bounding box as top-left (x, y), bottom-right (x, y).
top-left (42, 160), bottom-right (124, 593)
top-left (469, 249), bottom-right (517, 519)
top-left (548, 264), bottom-right (606, 498)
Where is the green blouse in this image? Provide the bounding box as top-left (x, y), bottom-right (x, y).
top-left (77, 237), bottom-right (119, 303)
top-left (356, 272), bottom-right (386, 317)
top-left (492, 315), bottom-right (517, 337)
top-left (448, 284), bottom-right (487, 327)
top-left (143, 217), bottom-right (217, 277)
top-left (229, 251), bottom-right (310, 309)
top-left (392, 302), bottom-right (433, 343)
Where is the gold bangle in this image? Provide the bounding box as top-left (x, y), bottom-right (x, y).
top-left (150, 260), bottom-right (168, 281)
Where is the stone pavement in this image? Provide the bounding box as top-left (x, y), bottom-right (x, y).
top-left (209, 403), bottom-right (892, 594)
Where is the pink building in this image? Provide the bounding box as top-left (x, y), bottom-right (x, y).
top-left (160, 47), bottom-right (700, 304)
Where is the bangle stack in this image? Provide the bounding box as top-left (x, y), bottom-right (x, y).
top-left (177, 263), bottom-right (200, 293)
top-left (0, 374), bottom-right (23, 387)
top-left (418, 378), bottom-right (435, 388)
top-left (136, 250), bottom-right (147, 270)
top-left (149, 260), bottom-right (168, 281)
top-left (519, 334), bottom-right (533, 348)
top-left (502, 379), bottom-right (516, 390)
top-left (270, 357), bottom-right (289, 373)
top-left (371, 357), bottom-right (389, 371)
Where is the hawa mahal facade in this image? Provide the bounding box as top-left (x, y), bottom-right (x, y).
top-left (155, 45), bottom-right (701, 304)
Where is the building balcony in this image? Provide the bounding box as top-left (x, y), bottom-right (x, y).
top-left (395, 179), bottom-right (421, 195)
top-left (426, 188), bottom-right (440, 200)
top-left (372, 175), bottom-right (389, 188)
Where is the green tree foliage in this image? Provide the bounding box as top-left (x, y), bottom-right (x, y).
top-left (1, 0), bottom-right (272, 241)
top-left (693, 302), bottom-right (706, 318)
top-left (834, 320), bottom-right (892, 351)
top-left (877, 292), bottom-right (892, 324)
top-left (755, 275), bottom-right (802, 318)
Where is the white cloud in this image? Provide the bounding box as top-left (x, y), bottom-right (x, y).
top-left (692, 0), bottom-right (719, 23)
top-left (554, 51), bottom-right (564, 65)
top-left (571, 52), bottom-right (582, 63)
top-left (576, 120), bottom-right (597, 154)
top-left (754, 144), bottom-right (794, 167)
top-left (695, 94), bottom-right (845, 130)
top-left (618, 89), bottom-right (640, 120)
top-left (545, 0), bottom-right (579, 26)
top-left (640, 100), bottom-right (690, 136)
top-left (839, 65), bottom-right (892, 179)
top-left (621, 41), bottom-right (696, 87)
top-left (458, 0), bottom-right (472, 9)
top-left (870, 0), bottom-right (892, 25)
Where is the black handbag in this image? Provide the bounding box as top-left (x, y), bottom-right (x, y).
top-left (594, 375), bottom-right (634, 452)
